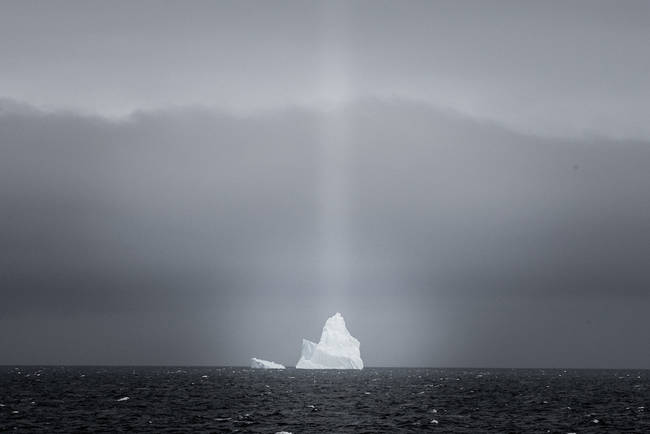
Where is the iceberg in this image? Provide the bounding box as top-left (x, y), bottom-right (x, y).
top-left (250, 357), bottom-right (285, 369)
top-left (296, 312), bottom-right (363, 369)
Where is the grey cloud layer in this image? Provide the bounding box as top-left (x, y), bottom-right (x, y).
top-left (1, 99), bottom-right (649, 367)
top-left (1, 1), bottom-right (650, 138)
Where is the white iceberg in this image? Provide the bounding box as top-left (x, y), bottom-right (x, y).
top-left (250, 357), bottom-right (285, 369)
top-left (296, 312), bottom-right (363, 369)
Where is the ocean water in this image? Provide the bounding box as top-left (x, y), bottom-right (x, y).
top-left (1, 366), bottom-right (648, 432)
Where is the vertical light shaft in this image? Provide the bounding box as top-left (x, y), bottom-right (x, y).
top-left (319, 108), bottom-right (349, 294)
top-left (317, 0), bottom-right (351, 296)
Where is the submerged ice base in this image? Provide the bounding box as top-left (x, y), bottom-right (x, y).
top-left (296, 312), bottom-right (363, 370)
top-left (250, 357), bottom-right (285, 369)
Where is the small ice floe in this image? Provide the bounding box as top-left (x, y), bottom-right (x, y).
top-left (364, 391), bottom-right (371, 395)
top-left (251, 358), bottom-right (285, 369)
top-left (116, 397), bottom-right (130, 402)
top-left (275, 432), bottom-right (293, 434)
top-left (214, 417), bottom-right (231, 422)
top-left (12, 411), bottom-right (19, 414)
top-left (0, 403), bottom-right (5, 407)
top-left (592, 418), bottom-right (599, 424)
top-left (431, 409), bottom-right (438, 413)
top-left (201, 375), bottom-right (208, 378)
top-left (430, 419), bottom-right (439, 424)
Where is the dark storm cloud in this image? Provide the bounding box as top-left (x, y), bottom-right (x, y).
top-left (1, 99), bottom-right (649, 367)
top-left (0, 102), bottom-right (322, 306)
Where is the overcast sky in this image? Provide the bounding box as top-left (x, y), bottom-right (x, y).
top-left (1, 1), bottom-right (649, 368)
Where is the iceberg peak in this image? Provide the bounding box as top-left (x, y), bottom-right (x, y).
top-left (296, 312), bottom-right (363, 370)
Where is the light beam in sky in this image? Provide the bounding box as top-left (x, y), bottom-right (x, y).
top-left (317, 1), bottom-right (352, 298)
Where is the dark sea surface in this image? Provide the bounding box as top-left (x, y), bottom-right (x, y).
top-left (0, 366), bottom-right (648, 433)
